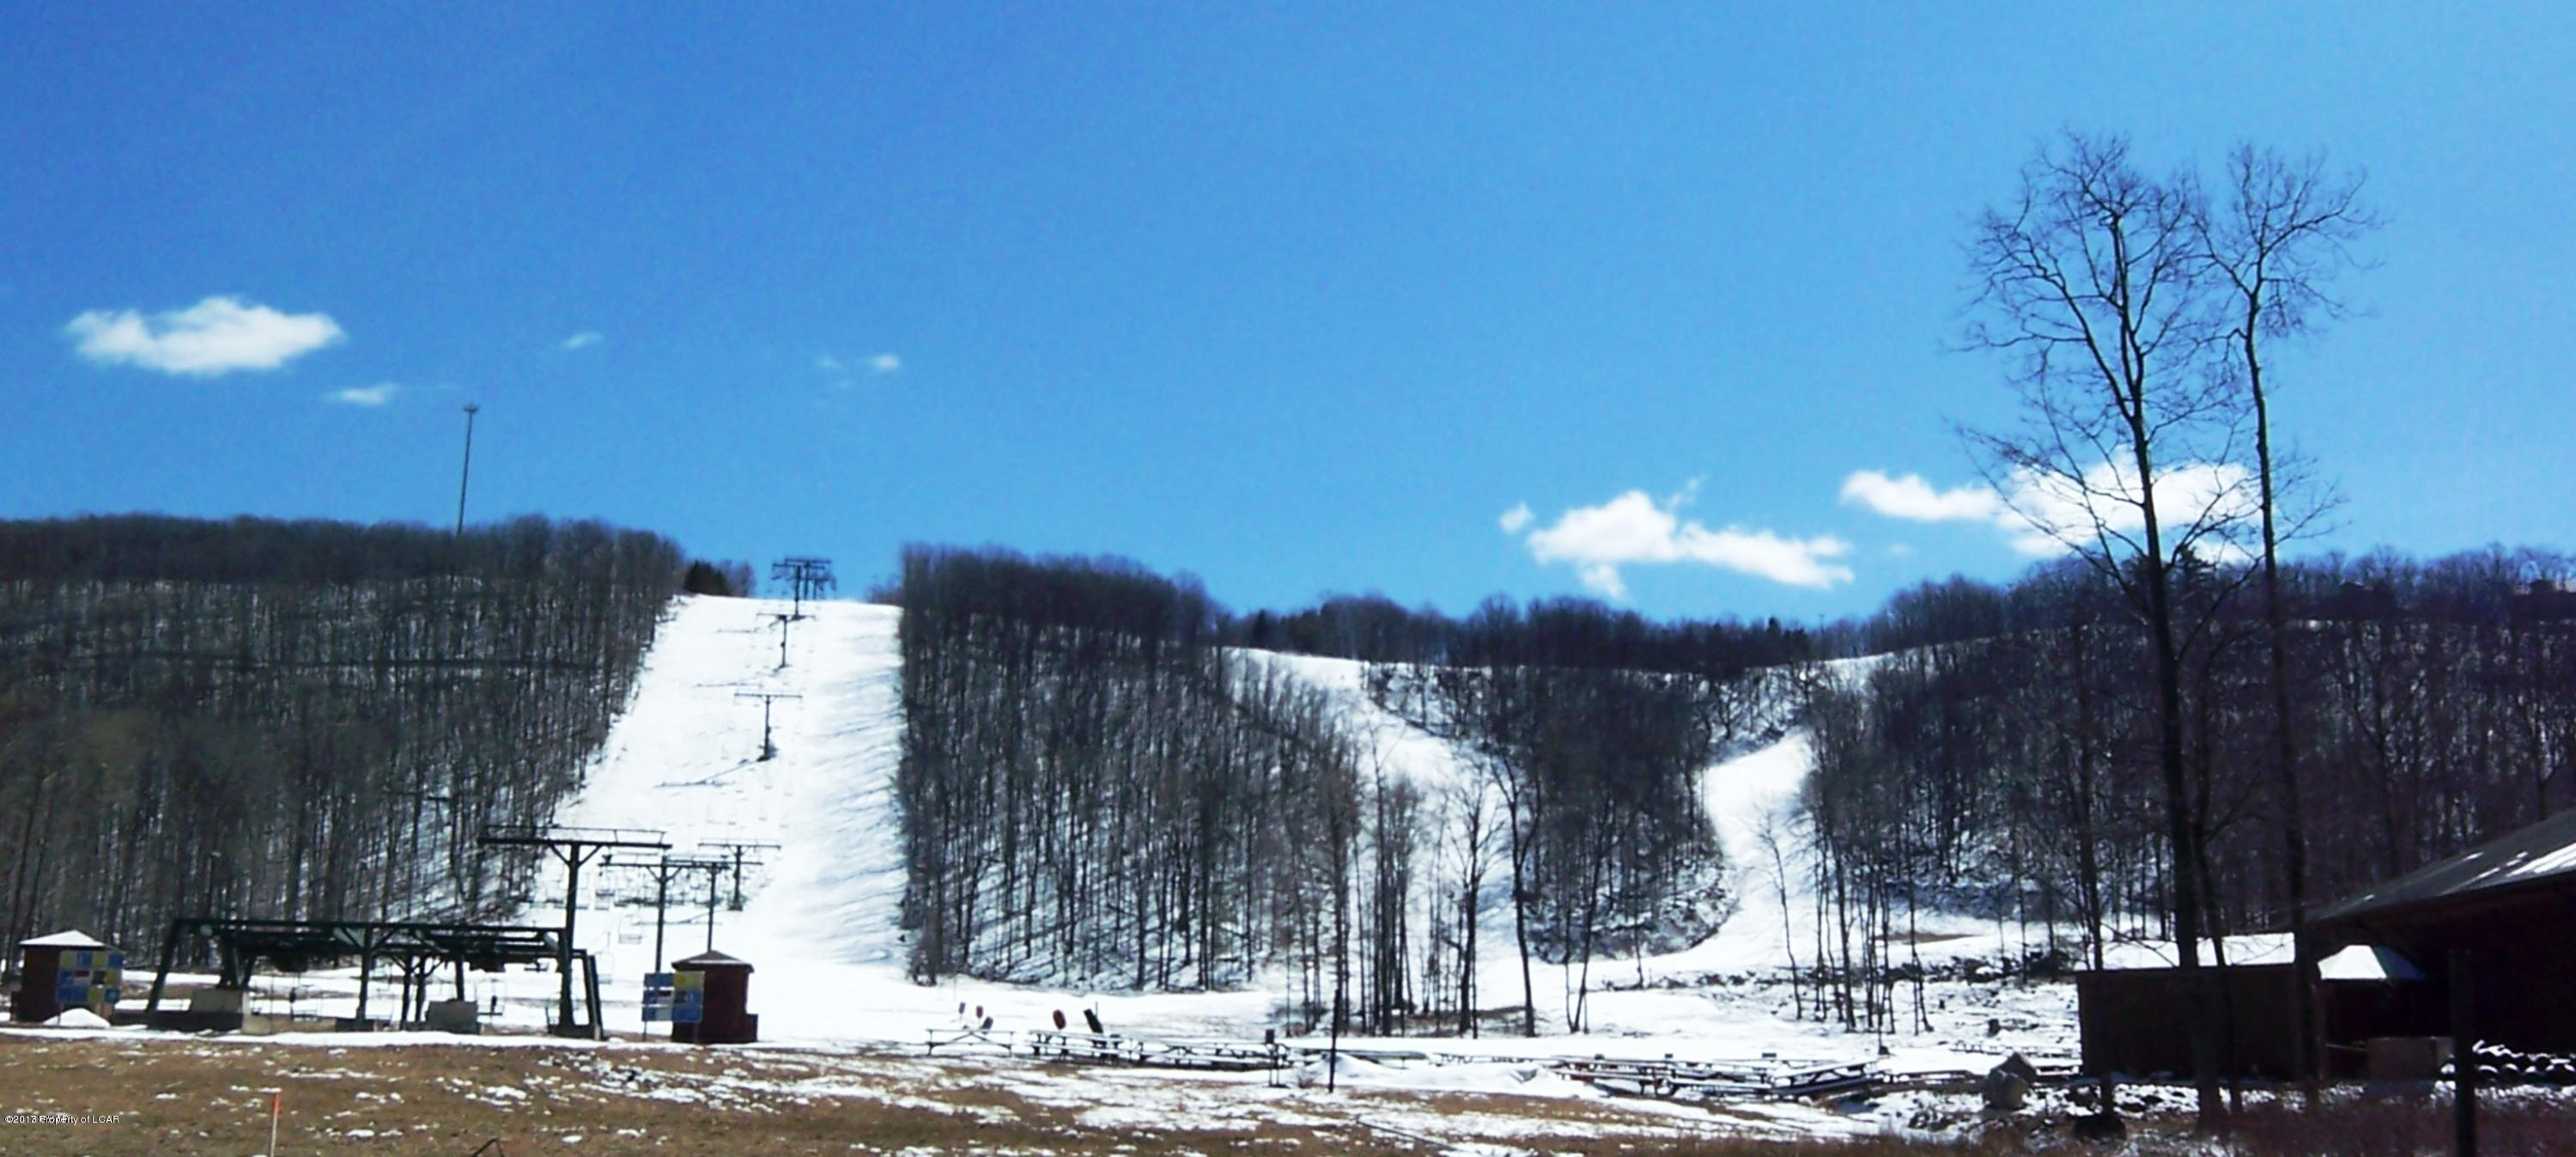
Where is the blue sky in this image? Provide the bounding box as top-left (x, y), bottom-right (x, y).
top-left (5, 4), bottom-right (2571, 622)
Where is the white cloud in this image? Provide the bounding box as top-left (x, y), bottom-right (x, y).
top-left (1577, 563), bottom-right (1627, 600)
top-left (65, 295), bottom-right (343, 376)
top-left (324, 383), bottom-right (401, 407)
top-left (816, 354), bottom-right (847, 373)
top-left (869, 352), bottom-right (901, 375)
top-left (2002, 460), bottom-right (2255, 561)
top-left (1840, 464), bottom-right (2255, 560)
top-left (1498, 502), bottom-right (1534, 534)
top-left (1516, 489), bottom-right (1855, 594)
top-left (1839, 470), bottom-right (2003, 524)
top-left (561, 331), bottom-right (604, 350)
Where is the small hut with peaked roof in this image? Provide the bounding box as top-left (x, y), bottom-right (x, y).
top-left (668, 948), bottom-right (758, 1044)
top-left (11, 929), bottom-right (123, 1024)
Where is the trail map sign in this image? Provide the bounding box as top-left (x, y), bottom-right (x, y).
top-left (641, 971), bottom-right (703, 1025)
top-left (54, 950), bottom-right (125, 1012)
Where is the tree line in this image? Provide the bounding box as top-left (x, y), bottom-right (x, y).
top-left (1233, 589), bottom-right (1816, 674)
top-left (0, 514), bottom-right (690, 958)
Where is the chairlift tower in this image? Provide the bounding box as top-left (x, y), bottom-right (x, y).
top-left (477, 825), bottom-right (668, 1037)
top-left (769, 557), bottom-right (835, 619)
top-left (768, 612), bottom-right (795, 668)
top-left (733, 691), bottom-right (801, 759)
top-left (607, 856), bottom-right (733, 971)
top-left (699, 840), bottom-right (781, 910)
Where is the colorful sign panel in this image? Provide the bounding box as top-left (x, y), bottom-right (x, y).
top-left (53, 949), bottom-right (125, 1011)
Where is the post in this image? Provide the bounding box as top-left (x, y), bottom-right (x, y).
top-left (145, 919), bottom-right (184, 1014)
top-left (455, 403), bottom-right (479, 536)
top-left (2451, 948), bottom-right (2476, 1157)
top-left (653, 870), bottom-right (670, 972)
top-left (559, 850), bottom-right (583, 1033)
top-left (355, 935), bottom-right (374, 1024)
top-left (705, 869), bottom-right (720, 951)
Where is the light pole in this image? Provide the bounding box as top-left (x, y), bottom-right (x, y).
top-left (455, 403), bottom-right (480, 536)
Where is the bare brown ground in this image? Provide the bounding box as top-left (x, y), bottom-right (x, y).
top-left (0, 1031), bottom-right (2012, 1157)
top-left (44, 1029), bottom-right (2553, 1156)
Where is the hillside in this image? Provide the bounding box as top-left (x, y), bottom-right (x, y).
top-left (0, 515), bottom-right (683, 954)
top-left (522, 595), bottom-right (2069, 1083)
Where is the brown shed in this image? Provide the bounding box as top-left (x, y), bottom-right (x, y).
top-left (2075, 947), bottom-right (2433, 1080)
top-left (669, 949), bottom-right (758, 1045)
top-left (10, 930), bottom-right (121, 1024)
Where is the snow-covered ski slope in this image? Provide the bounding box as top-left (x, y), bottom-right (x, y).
top-left (534, 595), bottom-right (2075, 1071)
top-left (550, 594), bottom-right (906, 970)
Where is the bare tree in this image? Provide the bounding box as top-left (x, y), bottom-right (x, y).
top-left (1750, 809), bottom-right (1806, 1020)
top-left (1443, 774), bottom-right (1500, 1036)
top-left (1962, 131), bottom-right (2257, 1126)
top-left (2195, 144), bottom-right (2377, 1104)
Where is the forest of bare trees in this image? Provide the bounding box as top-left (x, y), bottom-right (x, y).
top-left (1370, 600), bottom-right (1765, 1033)
top-left (1791, 549), bottom-right (2576, 1038)
top-left (893, 545), bottom-right (1398, 1027)
top-left (0, 514), bottom-right (688, 958)
top-left (891, 526), bottom-right (2575, 1061)
top-left (894, 546), bottom-right (1785, 1038)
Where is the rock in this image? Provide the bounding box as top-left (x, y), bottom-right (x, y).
top-left (1980, 1053), bottom-right (2038, 1114)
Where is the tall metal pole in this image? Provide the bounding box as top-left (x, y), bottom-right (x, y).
top-left (653, 870), bottom-right (670, 972)
top-left (558, 847), bottom-right (586, 1033)
top-left (455, 403), bottom-right (480, 536)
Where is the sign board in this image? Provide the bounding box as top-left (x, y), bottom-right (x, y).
top-left (53, 949), bottom-right (125, 1011)
top-left (671, 970), bottom-right (705, 1025)
top-left (641, 972), bottom-right (675, 1023)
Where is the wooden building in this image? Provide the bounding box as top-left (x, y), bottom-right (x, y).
top-left (2312, 805), bottom-right (2576, 1055)
top-left (2078, 806), bottom-right (2576, 1080)
top-left (2075, 942), bottom-right (2430, 1080)
top-left (668, 949), bottom-right (758, 1044)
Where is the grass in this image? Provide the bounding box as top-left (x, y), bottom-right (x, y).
top-left (0, 1030), bottom-right (1973, 1156)
top-left (2219, 1093), bottom-right (2576, 1157)
top-left (9, 1030), bottom-right (2567, 1156)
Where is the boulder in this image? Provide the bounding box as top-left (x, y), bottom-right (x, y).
top-left (1979, 1051), bottom-right (2039, 1113)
